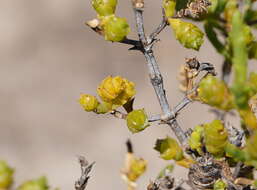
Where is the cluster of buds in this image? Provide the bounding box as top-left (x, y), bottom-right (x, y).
top-left (189, 120), bottom-right (228, 157)
top-left (86, 0), bottom-right (130, 42)
top-left (79, 76), bottom-right (152, 134)
top-left (79, 75), bottom-right (136, 114)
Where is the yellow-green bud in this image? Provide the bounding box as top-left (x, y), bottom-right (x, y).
top-left (204, 120), bottom-right (228, 157)
top-left (198, 75), bottom-right (234, 111)
top-left (126, 109), bottom-right (149, 133)
top-left (101, 15), bottom-right (130, 42)
top-left (97, 76), bottom-right (135, 106)
top-left (128, 157), bottom-right (147, 182)
top-left (189, 125), bottom-right (204, 154)
top-left (0, 161), bottom-right (14, 189)
top-left (214, 180), bottom-right (227, 190)
top-left (96, 101), bottom-right (113, 114)
top-left (163, 0), bottom-right (176, 18)
top-left (154, 136), bottom-right (184, 161)
top-left (19, 177), bottom-right (48, 190)
top-left (79, 94), bottom-right (99, 112)
top-left (92, 0), bottom-right (117, 16)
top-left (238, 108), bottom-right (257, 130)
top-left (168, 18), bottom-right (204, 51)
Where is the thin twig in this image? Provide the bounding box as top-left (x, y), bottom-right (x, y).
top-left (131, 0), bottom-right (187, 145)
top-left (75, 156), bottom-right (95, 190)
top-left (148, 97), bottom-right (192, 122)
top-left (149, 8), bottom-right (168, 42)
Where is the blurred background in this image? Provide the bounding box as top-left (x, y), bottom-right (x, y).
top-left (0, 1), bottom-right (256, 190)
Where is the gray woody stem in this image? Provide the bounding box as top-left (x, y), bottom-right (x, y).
top-left (131, 0), bottom-right (187, 145)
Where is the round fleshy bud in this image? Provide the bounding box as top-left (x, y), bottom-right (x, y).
top-left (97, 76), bottom-right (135, 106)
top-left (168, 18), bottom-right (204, 51)
top-left (79, 94), bottom-right (99, 112)
top-left (95, 101), bottom-right (113, 114)
top-left (214, 180), bottom-right (227, 190)
top-left (126, 109), bottom-right (149, 133)
top-left (0, 161), bottom-right (14, 188)
top-left (189, 125), bottom-right (204, 154)
top-left (163, 0), bottom-right (176, 18)
top-left (204, 120), bottom-right (228, 157)
top-left (198, 75), bottom-right (234, 111)
top-left (101, 15), bottom-right (130, 42)
top-left (154, 136), bottom-right (184, 161)
top-left (92, 0), bottom-right (117, 16)
top-left (127, 156), bottom-right (147, 182)
top-left (19, 177), bottom-right (48, 190)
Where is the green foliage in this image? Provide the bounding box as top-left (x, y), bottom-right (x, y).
top-left (0, 161), bottom-right (14, 189)
top-left (198, 75), bottom-right (234, 111)
top-left (92, 0), bottom-right (117, 16)
top-left (203, 120), bottom-right (228, 157)
top-left (19, 177), bottom-right (49, 190)
top-left (154, 136), bottom-right (184, 161)
top-left (168, 18), bottom-right (204, 50)
top-left (101, 15), bottom-right (130, 42)
top-left (225, 143), bottom-right (246, 162)
top-left (126, 109), bottom-right (149, 133)
top-left (229, 11), bottom-right (250, 109)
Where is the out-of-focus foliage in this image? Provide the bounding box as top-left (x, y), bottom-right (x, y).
top-left (19, 177), bottom-right (49, 190)
top-left (0, 161), bottom-right (14, 189)
top-left (213, 180), bottom-right (227, 190)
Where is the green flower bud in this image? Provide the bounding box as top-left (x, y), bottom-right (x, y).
top-left (122, 153), bottom-right (147, 182)
top-left (198, 75), bottom-right (234, 111)
top-left (97, 75), bottom-right (135, 106)
top-left (79, 94), bottom-right (99, 112)
top-left (214, 180), bottom-right (227, 190)
top-left (189, 125), bottom-right (204, 154)
top-left (204, 120), bottom-right (228, 157)
top-left (92, 0), bottom-right (117, 16)
top-left (19, 177), bottom-right (48, 190)
top-left (96, 101), bottom-right (113, 114)
top-left (168, 18), bottom-right (204, 51)
top-left (154, 136), bottom-right (184, 161)
top-left (101, 15), bottom-right (130, 42)
top-left (128, 157), bottom-right (147, 182)
top-left (163, 0), bottom-right (176, 18)
top-left (126, 109), bottom-right (149, 133)
top-left (238, 109), bottom-right (257, 130)
top-left (0, 161), bottom-right (14, 189)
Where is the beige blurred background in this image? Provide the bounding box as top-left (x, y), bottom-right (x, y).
top-left (0, 1), bottom-right (256, 190)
